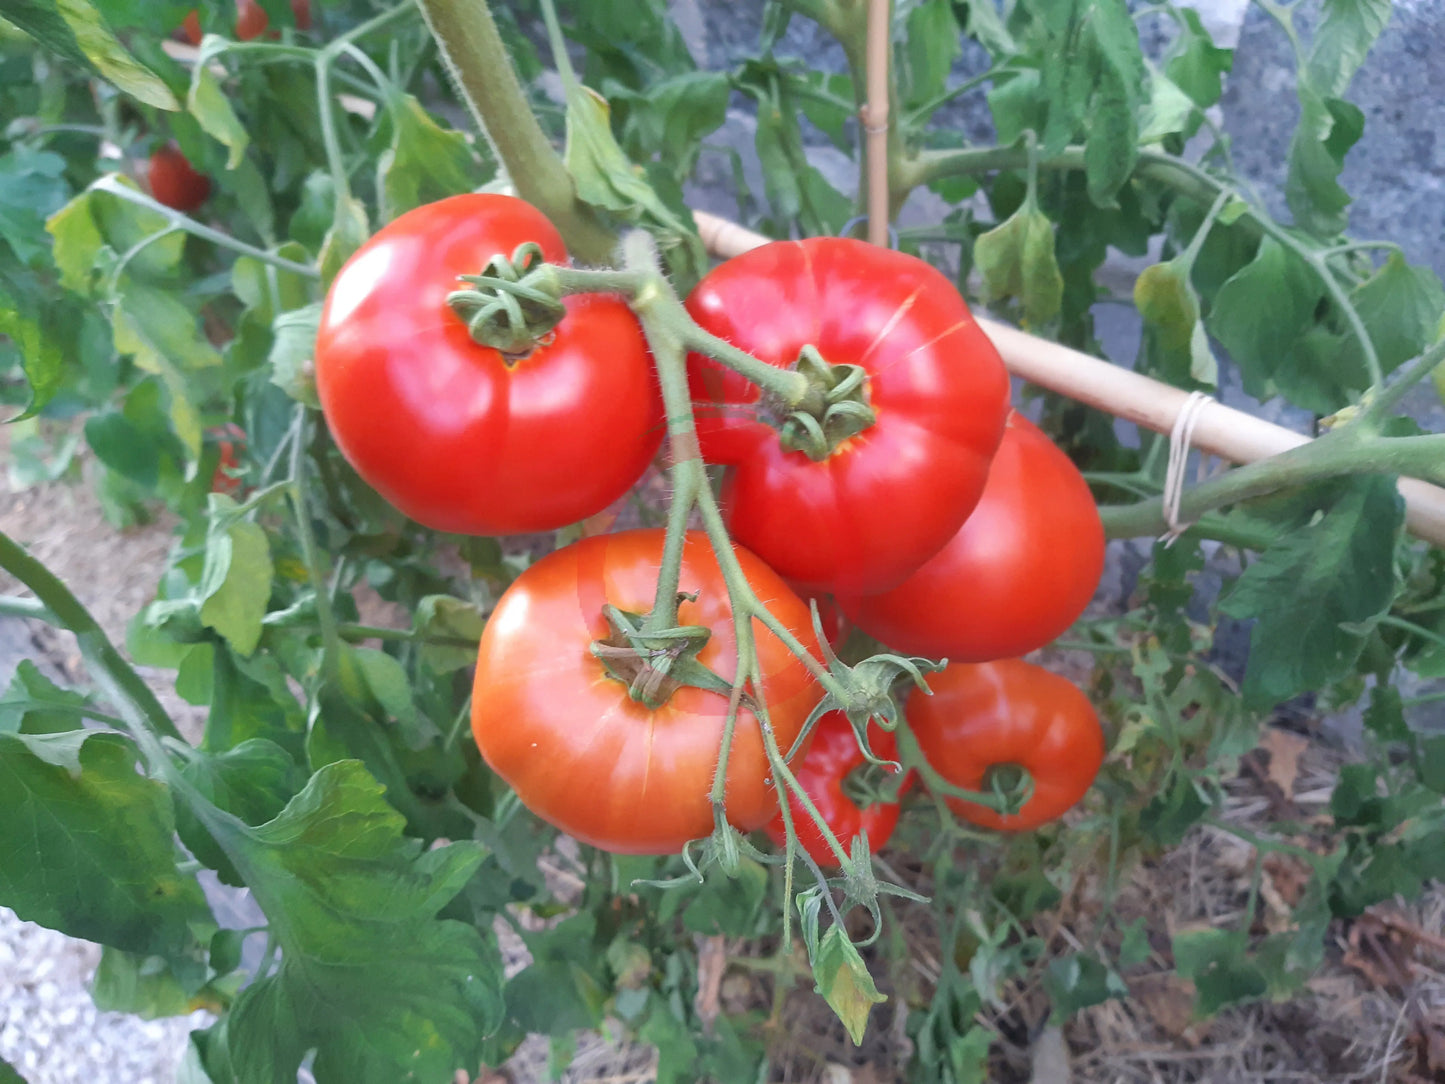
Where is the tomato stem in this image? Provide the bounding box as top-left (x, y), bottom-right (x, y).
top-left (892, 723), bottom-right (1016, 815)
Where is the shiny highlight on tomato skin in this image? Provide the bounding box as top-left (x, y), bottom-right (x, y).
top-left (470, 530), bottom-right (825, 855)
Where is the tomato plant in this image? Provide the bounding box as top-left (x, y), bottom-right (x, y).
top-left (842, 411), bottom-right (1104, 661)
top-left (471, 529), bottom-right (823, 854)
top-left (906, 659), bottom-right (1105, 832)
top-left (315, 193), bottom-right (663, 535)
top-left (146, 143), bottom-right (210, 213)
top-left (685, 237), bottom-right (1011, 595)
top-left (763, 710), bottom-right (908, 867)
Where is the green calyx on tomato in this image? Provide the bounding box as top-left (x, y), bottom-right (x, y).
top-left (773, 346), bottom-right (876, 462)
top-left (471, 529), bottom-right (824, 855)
top-left (444, 240), bottom-right (567, 357)
top-left (589, 601), bottom-right (737, 710)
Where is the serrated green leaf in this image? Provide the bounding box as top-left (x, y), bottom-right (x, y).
top-left (812, 925), bottom-right (885, 1044)
top-left (0, 728), bottom-right (212, 960)
top-left (1135, 258), bottom-right (1216, 385)
top-left (0, 660), bottom-right (90, 735)
top-left (198, 498), bottom-right (274, 656)
top-left (1208, 237), bottom-right (1322, 400)
top-left (187, 61), bottom-right (248, 171)
top-left (1043, 952), bottom-right (1128, 1019)
top-left (1307, 0), bottom-right (1391, 98)
top-left (268, 301), bottom-right (321, 408)
top-left (196, 760), bottom-right (504, 1082)
top-left (378, 93), bottom-right (483, 221)
top-left (987, 67), bottom-right (1043, 147)
top-left (45, 187), bottom-right (107, 294)
top-left (1171, 927), bottom-right (1267, 1015)
top-left (1287, 91), bottom-right (1364, 238)
top-left (3, 0), bottom-right (179, 109)
top-left (1165, 8), bottom-right (1233, 108)
top-left (903, 0), bottom-right (960, 109)
top-left (174, 739), bottom-right (303, 886)
top-left (1221, 477), bottom-right (1403, 708)
top-left (0, 289), bottom-right (65, 420)
top-left (413, 595), bottom-right (485, 674)
top-left (974, 204), bottom-right (1063, 327)
top-left (0, 148), bottom-right (69, 266)
top-left (1138, 71), bottom-right (1196, 144)
top-left (318, 195), bottom-right (368, 287)
top-left (681, 856), bottom-right (767, 937)
top-left (1350, 251), bottom-right (1445, 377)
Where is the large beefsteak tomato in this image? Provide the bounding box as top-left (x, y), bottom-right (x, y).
top-left (315, 194), bottom-right (663, 535)
top-left (471, 529), bottom-right (824, 854)
top-left (685, 238), bottom-right (1011, 595)
top-left (906, 659), bottom-right (1104, 832)
top-left (842, 412), bottom-right (1104, 661)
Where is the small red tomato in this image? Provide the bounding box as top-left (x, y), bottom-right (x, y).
top-left (764, 711), bottom-right (909, 868)
top-left (235, 0), bottom-right (268, 40)
top-left (148, 144), bottom-right (211, 214)
top-left (208, 425), bottom-right (246, 496)
top-left (906, 659), bottom-right (1104, 832)
top-left (291, 0), bottom-right (311, 30)
top-left (841, 412), bottom-right (1104, 662)
top-left (177, 10), bottom-right (202, 45)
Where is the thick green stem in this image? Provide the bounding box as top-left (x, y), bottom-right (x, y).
top-left (415, 0), bottom-right (615, 263)
top-left (1099, 427), bottom-right (1445, 539)
top-left (0, 530), bottom-right (182, 742)
top-left (893, 723), bottom-right (1013, 814)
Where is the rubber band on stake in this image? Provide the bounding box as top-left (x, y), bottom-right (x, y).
top-left (1161, 391), bottom-right (1214, 546)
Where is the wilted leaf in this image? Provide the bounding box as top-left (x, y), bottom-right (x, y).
top-left (812, 926), bottom-right (886, 1045)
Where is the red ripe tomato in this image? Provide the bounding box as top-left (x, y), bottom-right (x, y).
top-left (906, 659), bottom-right (1104, 832)
top-left (471, 529), bottom-right (824, 854)
top-left (291, 0), bottom-right (311, 30)
top-left (841, 412), bottom-right (1104, 661)
top-left (209, 425), bottom-right (247, 496)
top-left (685, 238), bottom-right (1010, 595)
top-left (178, 10), bottom-right (202, 45)
top-left (763, 711), bottom-right (909, 867)
top-left (147, 144), bottom-right (211, 213)
top-left (314, 194), bottom-right (663, 535)
top-left (235, 0), bottom-right (269, 40)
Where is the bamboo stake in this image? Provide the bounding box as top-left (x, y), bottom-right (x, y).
top-left (862, 0), bottom-right (891, 247)
top-left (690, 209), bottom-right (1445, 545)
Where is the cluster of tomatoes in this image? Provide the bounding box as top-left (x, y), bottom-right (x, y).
top-left (313, 193), bottom-right (1107, 862)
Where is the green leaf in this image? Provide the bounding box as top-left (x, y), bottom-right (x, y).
top-left (679, 856), bottom-right (767, 937)
top-left (974, 203), bottom-right (1063, 328)
top-left (45, 187), bottom-right (107, 295)
top-left (0, 148), bottom-right (70, 265)
top-left (1135, 258), bottom-right (1216, 385)
top-left (1207, 237), bottom-right (1322, 400)
top-left (413, 595), bottom-right (485, 674)
top-left (91, 944), bottom-right (232, 1019)
top-left (1118, 917), bottom-right (1151, 968)
top-left (1137, 71), bottom-right (1196, 144)
top-left (1043, 952), bottom-right (1128, 1019)
top-left (987, 67), bottom-right (1043, 147)
top-left (1, 0), bottom-right (179, 109)
top-left (0, 288), bottom-right (65, 420)
top-left (200, 761), bottom-right (504, 1082)
top-left (174, 739), bottom-right (303, 886)
top-left (268, 302), bottom-right (321, 408)
top-left (1171, 928), bottom-right (1267, 1016)
top-left (0, 660), bottom-right (90, 734)
top-left (0, 1055), bottom-right (23, 1084)
top-left (812, 925), bottom-right (886, 1045)
top-left (1286, 91), bottom-right (1364, 238)
top-left (187, 59), bottom-right (248, 171)
top-left (198, 497), bottom-right (275, 657)
top-left (1349, 251), bottom-right (1445, 377)
top-left (563, 82), bottom-right (705, 280)
top-left (377, 93), bottom-right (483, 221)
top-left (1221, 477), bottom-right (1403, 708)
top-left (903, 0), bottom-right (961, 109)
top-left (1165, 8), bottom-right (1233, 108)
top-left (318, 195), bottom-right (369, 287)
top-left (1141, 771), bottom-right (1209, 847)
top-left (961, 0), bottom-right (1016, 56)
top-left (0, 728), bottom-right (212, 960)
top-left (1307, 0), bottom-right (1392, 98)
